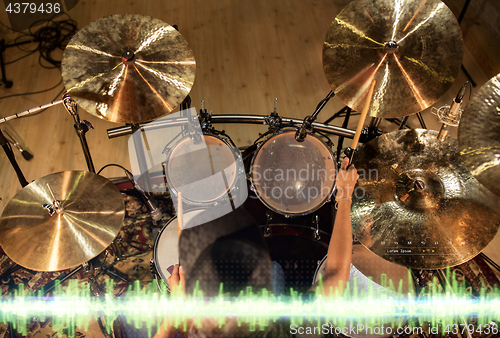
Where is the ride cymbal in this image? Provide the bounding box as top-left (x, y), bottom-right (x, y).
top-left (62, 14), bottom-right (196, 123)
top-left (351, 129), bottom-right (500, 269)
top-left (458, 73), bottom-right (500, 197)
top-left (0, 171), bottom-right (124, 271)
top-left (323, 0), bottom-right (463, 118)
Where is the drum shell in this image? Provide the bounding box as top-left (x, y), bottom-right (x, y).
top-left (249, 129), bottom-right (336, 216)
top-left (164, 132), bottom-right (246, 207)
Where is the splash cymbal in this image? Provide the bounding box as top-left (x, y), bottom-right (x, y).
top-left (458, 73), bottom-right (500, 197)
top-left (351, 129), bottom-right (500, 269)
top-left (61, 14), bottom-right (196, 124)
top-left (323, 0), bottom-right (463, 118)
top-left (0, 171), bottom-right (124, 271)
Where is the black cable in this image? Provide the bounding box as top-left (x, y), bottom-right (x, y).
top-left (0, 14), bottom-right (77, 69)
top-left (0, 78), bottom-right (62, 100)
top-left (97, 163), bottom-right (133, 177)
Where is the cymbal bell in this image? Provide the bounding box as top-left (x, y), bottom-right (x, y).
top-left (0, 171), bottom-right (125, 271)
top-left (323, 0), bottom-right (463, 118)
top-left (61, 14), bottom-right (196, 124)
top-left (458, 73), bottom-right (500, 197)
top-left (351, 129), bottom-right (500, 269)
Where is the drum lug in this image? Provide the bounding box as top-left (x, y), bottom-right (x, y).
top-left (264, 226), bottom-right (271, 237)
top-left (314, 229), bottom-right (321, 241)
top-left (149, 258), bottom-right (158, 279)
top-left (313, 215), bottom-right (321, 241)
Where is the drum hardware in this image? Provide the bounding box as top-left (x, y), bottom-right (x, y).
top-left (106, 115), bottom-right (356, 139)
top-left (322, 0), bottom-right (463, 119)
top-left (295, 90), bottom-right (335, 142)
top-left (458, 73), bottom-right (500, 197)
top-left (263, 210), bottom-right (273, 237)
top-left (61, 14), bottom-right (196, 124)
top-left (351, 129), bottom-right (500, 269)
top-left (62, 93), bottom-right (96, 173)
top-left (313, 215), bottom-right (321, 241)
top-left (0, 129), bottom-right (33, 160)
top-left (433, 82), bottom-right (469, 141)
top-left (0, 129), bottom-right (28, 187)
top-left (264, 98), bottom-right (283, 132)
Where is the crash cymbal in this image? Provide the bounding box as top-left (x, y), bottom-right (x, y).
top-left (0, 171), bottom-right (124, 271)
top-left (458, 73), bottom-right (500, 197)
top-left (323, 0), bottom-right (463, 118)
top-left (61, 14), bottom-right (196, 124)
top-left (351, 129), bottom-right (500, 269)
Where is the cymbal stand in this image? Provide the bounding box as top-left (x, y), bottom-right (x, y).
top-left (398, 116), bottom-right (409, 130)
top-left (416, 112), bottom-right (427, 129)
top-left (62, 93), bottom-right (95, 173)
top-left (43, 258), bottom-right (131, 296)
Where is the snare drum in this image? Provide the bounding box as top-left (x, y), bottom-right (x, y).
top-left (250, 130), bottom-right (336, 216)
top-left (164, 132), bottom-right (246, 207)
top-left (153, 209), bottom-right (206, 291)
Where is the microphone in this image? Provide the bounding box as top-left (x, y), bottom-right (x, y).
top-left (433, 82), bottom-right (468, 141)
top-left (295, 115), bottom-right (313, 142)
top-left (125, 171), bottom-right (163, 224)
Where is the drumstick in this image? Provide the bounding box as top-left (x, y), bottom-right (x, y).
top-left (350, 80), bottom-right (376, 152)
top-left (177, 191), bottom-right (183, 239)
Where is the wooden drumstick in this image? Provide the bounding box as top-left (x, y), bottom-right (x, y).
top-left (350, 80), bottom-right (376, 152)
top-left (177, 191), bottom-right (183, 239)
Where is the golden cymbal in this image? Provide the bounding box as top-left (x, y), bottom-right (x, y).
top-left (61, 14), bottom-right (196, 124)
top-left (458, 73), bottom-right (500, 197)
top-left (323, 0), bottom-right (463, 118)
top-left (351, 129), bottom-right (500, 269)
top-left (0, 171), bottom-right (124, 271)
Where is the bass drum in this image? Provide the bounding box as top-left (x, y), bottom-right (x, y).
top-left (242, 192), bottom-right (334, 294)
top-left (314, 244), bottom-right (414, 338)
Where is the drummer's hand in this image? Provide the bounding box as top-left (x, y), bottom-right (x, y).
top-left (167, 264), bottom-right (186, 296)
top-left (336, 157), bottom-right (359, 199)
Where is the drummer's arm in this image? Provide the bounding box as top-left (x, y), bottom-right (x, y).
top-left (154, 265), bottom-right (188, 338)
top-left (311, 157), bottom-right (359, 296)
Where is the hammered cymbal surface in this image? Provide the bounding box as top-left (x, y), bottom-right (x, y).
top-left (351, 129), bottom-right (500, 269)
top-left (0, 171), bottom-right (124, 271)
top-left (458, 73), bottom-right (500, 197)
top-left (62, 14), bottom-right (196, 123)
top-left (323, 0), bottom-right (463, 118)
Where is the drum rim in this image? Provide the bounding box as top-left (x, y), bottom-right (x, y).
top-left (164, 132), bottom-right (244, 205)
top-left (153, 215), bottom-right (180, 284)
top-left (249, 129), bottom-right (337, 216)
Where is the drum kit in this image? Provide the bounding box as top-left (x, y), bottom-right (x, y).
top-left (0, 0), bottom-right (500, 335)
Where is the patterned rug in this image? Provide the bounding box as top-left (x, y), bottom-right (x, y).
top-left (0, 186), bottom-right (175, 338)
top-left (1, 185), bottom-right (500, 338)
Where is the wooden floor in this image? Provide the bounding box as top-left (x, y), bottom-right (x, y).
top-left (1, 0), bottom-right (500, 272)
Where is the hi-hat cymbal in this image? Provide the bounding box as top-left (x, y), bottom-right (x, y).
top-left (323, 0), bottom-right (463, 118)
top-left (351, 129), bottom-right (500, 269)
top-left (0, 171), bottom-right (125, 271)
top-left (458, 73), bottom-right (500, 197)
top-left (61, 14), bottom-right (196, 124)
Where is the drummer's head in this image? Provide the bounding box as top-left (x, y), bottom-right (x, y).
top-left (178, 207), bottom-right (273, 297)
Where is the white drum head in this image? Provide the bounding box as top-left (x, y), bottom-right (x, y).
top-left (154, 209), bottom-right (206, 286)
top-left (166, 134), bottom-right (238, 204)
top-left (251, 131), bottom-right (335, 215)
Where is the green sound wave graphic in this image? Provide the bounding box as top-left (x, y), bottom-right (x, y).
top-left (1, 275), bottom-right (499, 337)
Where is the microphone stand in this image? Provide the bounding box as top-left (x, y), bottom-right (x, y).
top-left (295, 90), bottom-right (335, 142)
top-left (62, 93), bottom-right (96, 173)
top-left (0, 129), bottom-right (28, 187)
